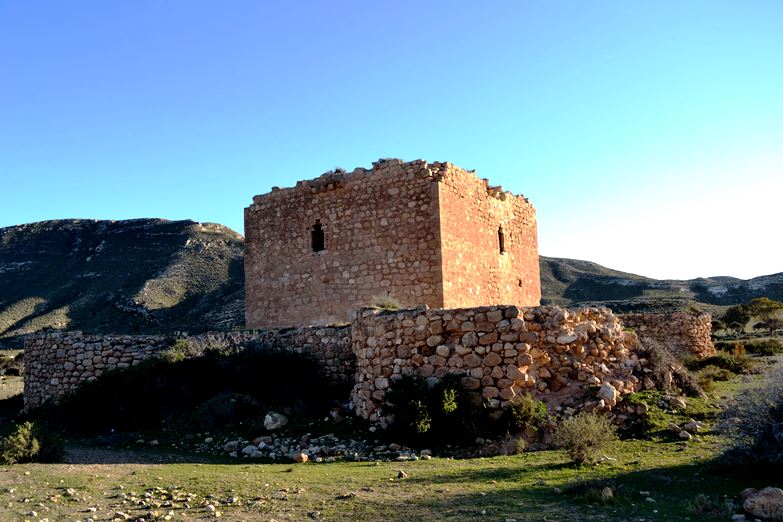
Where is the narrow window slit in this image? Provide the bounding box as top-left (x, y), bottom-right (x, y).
top-left (498, 226), bottom-right (506, 254)
top-left (312, 220), bottom-right (325, 252)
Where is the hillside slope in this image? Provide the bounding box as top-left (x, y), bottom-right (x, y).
top-left (540, 256), bottom-right (783, 309)
top-left (0, 219), bottom-right (245, 344)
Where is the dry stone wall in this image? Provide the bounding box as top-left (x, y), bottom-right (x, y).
top-left (24, 326), bottom-right (353, 410)
top-left (24, 332), bottom-right (170, 410)
top-left (619, 311), bottom-right (715, 359)
top-left (350, 305), bottom-right (644, 424)
top-left (24, 306), bottom-right (713, 417)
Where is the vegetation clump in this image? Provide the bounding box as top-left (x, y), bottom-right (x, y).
top-left (685, 351), bottom-right (753, 374)
top-left (370, 295), bottom-right (402, 311)
top-left (553, 412), bottom-right (617, 465)
top-left (718, 364), bottom-right (783, 471)
top-left (715, 339), bottom-right (783, 357)
top-left (0, 421), bottom-right (64, 464)
top-left (501, 393), bottom-right (549, 433)
top-left (384, 375), bottom-right (548, 446)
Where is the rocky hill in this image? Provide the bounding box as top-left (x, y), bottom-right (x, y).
top-left (540, 256), bottom-right (783, 311)
top-left (2, 218), bottom-right (780, 345)
top-left (0, 219), bottom-right (245, 346)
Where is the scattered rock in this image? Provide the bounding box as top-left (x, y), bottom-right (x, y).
top-left (678, 430), bottom-right (692, 440)
top-left (601, 487), bottom-right (613, 501)
top-left (397, 470), bottom-right (408, 479)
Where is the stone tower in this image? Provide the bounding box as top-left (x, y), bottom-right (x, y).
top-left (244, 159), bottom-right (540, 328)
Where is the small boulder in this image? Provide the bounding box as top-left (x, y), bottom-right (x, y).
top-left (291, 452), bottom-right (309, 463)
top-left (264, 412), bottom-right (289, 431)
top-left (556, 334), bottom-right (578, 345)
top-left (597, 383), bottom-right (618, 403)
top-left (744, 487), bottom-right (783, 520)
top-left (601, 487), bottom-right (613, 501)
top-left (668, 396), bottom-right (687, 409)
top-left (678, 430), bottom-right (692, 440)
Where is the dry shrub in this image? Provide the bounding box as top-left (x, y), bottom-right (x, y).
top-left (553, 412), bottom-right (617, 466)
top-left (718, 364), bottom-right (783, 471)
top-left (639, 339), bottom-right (704, 398)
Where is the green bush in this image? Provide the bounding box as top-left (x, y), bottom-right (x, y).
top-left (700, 365), bottom-right (732, 381)
top-left (745, 339), bottom-right (783, 356)
top-left (161, 338), bottom-right (190, 363)
top-left (502, 393), bottom-right (549, 433)
top-left (697, 364), bottom-right (733, 393)
top-left (685, 352), bottom-right (753, 374)
top-left (384, 374), bottom-right (493, 445)
top-left (384, 375), bottom-right (434, 440)
top-left (0, 421), bottom-right (64, 464)
top-left (714, 339), bottom-right (782, 357)
top-left (553, 413), bottom-right (618, 466)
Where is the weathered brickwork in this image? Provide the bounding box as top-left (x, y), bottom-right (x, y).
top-left (24, 327), bottom-right (353, 410)
top-left (350, 305), bottom-right (645, 424)
top-left (619, 311), bottom-right (715, 359)
top-left (438, 166), bottom-right (540, 308)
top-left (244, 159), bottom-right (540, 328)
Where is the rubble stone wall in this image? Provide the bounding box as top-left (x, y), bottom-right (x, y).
top-left (350, 305), bottom-right (645, 423)
top-left (244, 159), bottom-right (541, 329)
top-left (24, 326), bottom-right (353, 410)
top-left (619, 311), bottom-right (715, 359)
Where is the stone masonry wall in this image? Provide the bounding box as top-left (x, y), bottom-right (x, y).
top-left (350, 305), bottom-right (644, 424)
top-left (244, 159), bottom-right (541, 329)
top-left (24, 332), bottom-right (170, 410)
top-left (244, 159), bottom-right (443, 328)
top-left (619, 311), bottom-right (715, 359)
top-left (24, 326), bottom-right (353, 410)
top-left (438, 165), bottom-right (540, 308)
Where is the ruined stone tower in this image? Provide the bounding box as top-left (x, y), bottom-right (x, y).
top-left (244, 159), bottom-right (540, 328)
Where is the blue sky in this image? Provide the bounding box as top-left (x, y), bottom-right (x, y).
top-left (1, 1), bottom-right (780, 279)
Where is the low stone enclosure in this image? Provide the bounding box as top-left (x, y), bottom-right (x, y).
top-left (24, 306), bottom-right (715, 424)
top-left (24, 328), bottom-right (353, 410)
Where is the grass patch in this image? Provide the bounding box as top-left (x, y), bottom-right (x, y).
top-left (0, 435), bottom-right (755, 521)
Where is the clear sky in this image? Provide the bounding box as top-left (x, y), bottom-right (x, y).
top-left (1, 1), bottom-right (780, 280)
